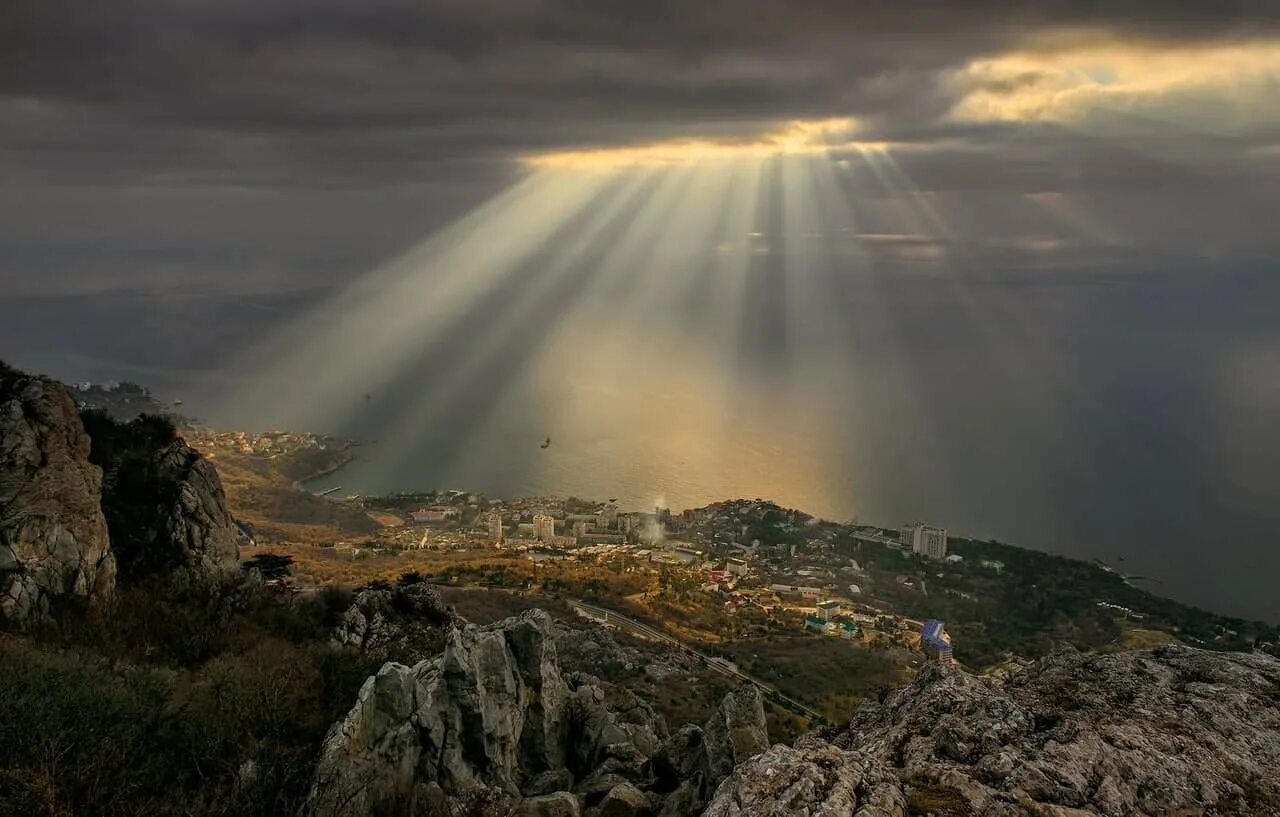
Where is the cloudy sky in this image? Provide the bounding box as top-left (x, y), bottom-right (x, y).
top-left (5, 3), bottom-right (1280, 617)
top-left (4, 1), bottom-right (1280, 297)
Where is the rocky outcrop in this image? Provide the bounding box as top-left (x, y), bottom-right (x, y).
top-left (311, 609), bottom-right (666, 817)
top-left (332, 579), bottom-right (455, 663)
top-left (649, 686), bottom-right (769, 816)
top-left (0, 369), bottom-right (115, 625)
top-left (705, 646), bottom-right (1280, 816)
top-left (701, 685), bottom-right (769, 785)
top-left (565, 674), bottom-right (668, 780)
top-left (703, 743), bottom-right (906, 817)
top-left (518, 791), bottom-right (582, 817)
top-left (151, 438), bottom-right (242, 591)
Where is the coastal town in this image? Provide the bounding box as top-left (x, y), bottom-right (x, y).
top-left (61, 380), bottom-right (1276, 711)
top-left (315, 491), bottom-right (962, 661)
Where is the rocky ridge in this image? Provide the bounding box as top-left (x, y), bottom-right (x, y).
top-left (311, 608), bottom-right (770, 817)
top-left (705, 645), bottom-right (1280, 816)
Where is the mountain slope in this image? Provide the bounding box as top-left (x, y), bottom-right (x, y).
top-left (707, 646), bottom-right (1280, 816)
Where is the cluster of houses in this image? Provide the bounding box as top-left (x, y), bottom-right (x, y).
top-left (803, 599), bottom-right (876, 640)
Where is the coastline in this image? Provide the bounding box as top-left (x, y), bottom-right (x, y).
top-left (294, 442), bottom-right (358, 488)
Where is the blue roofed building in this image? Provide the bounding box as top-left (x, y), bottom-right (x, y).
top-left (922, 618), bottom-right (954, 663)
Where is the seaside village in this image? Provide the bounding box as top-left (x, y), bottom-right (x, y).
top-left (330, 492), bottom-right (965, 664)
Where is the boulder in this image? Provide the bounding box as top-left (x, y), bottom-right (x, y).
top-left (151, 438), bottom-right (243, 591)
top-left (575, 772), bottom-right (631, 807)
top-left (523, 768), bottom-right (575, 797)
top-left (0, 369), bottom-right (115, 624)
top-left (596, 782), bottom-right (653, 817)
top-left (517, 791), bottom-right (581, 817)
top-left (332, 579), bottom-right (454, 663)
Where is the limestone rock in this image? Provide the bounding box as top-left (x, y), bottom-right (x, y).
top-left (151, 438), bottom-right (243, 591)
top-left (706, 646), bottom-right (1280, 816)
top-left (596, 781), bottom-right (653, 817)
top-left (332, 579), bottom-right (454, 663)
top-left (703, 743), bottom-right (907, 817)
top-left (565, 676), bottom-right (664, 776)
top-left (554, 621), bottom-right (697, 684)
top-left (701, 685), bottom-right (769, 785)
top-left (649, 686), bottom-right (768, 815)
top-left (310, 609), bottom-right (572, 816)
top-left (0, 369), bottom-right (115, 624)
top-left (517, 791), bottom-right (581, 817)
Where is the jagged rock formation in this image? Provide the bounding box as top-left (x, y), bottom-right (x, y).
top-left (0, 368), bottom-right (115, 624)
top-left (151, 438), bottom-right (243, 590)
top-left (649, 686), bottom-right (769, 817)
top-left (310, 608), bottom-right (767, 817)
top-left (705, 646), bottom-right (1280, 816)
top-left (332, 579), bottom-right (455, 663)
top-left (704, 743), bottom-right (906, 817)
top-left (81, 405), bottom-right (244, 592)
top-left (311, 610), bottom-right (648, 816)
top-left (0, 362), bottom-right (246, 627)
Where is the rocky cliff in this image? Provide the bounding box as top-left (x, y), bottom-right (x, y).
top-left (1, 363), bottom-right (246, 627)
top-left (705, 646), bottom-right (1280, 817)
top-left (0, 367), bottom-right (115, 624)
top-left (311, 609), bottom-right (769, 817)
top-left (150, 437), bottom-right (243, 590)
top-left (81, 407), bottom-right (244, 591)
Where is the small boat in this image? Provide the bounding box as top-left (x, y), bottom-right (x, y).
top-left (540, 437), bottom-right (551, 449)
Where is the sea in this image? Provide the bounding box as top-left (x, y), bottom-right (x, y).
top-left (3, 265), bottom-right (1278, 622)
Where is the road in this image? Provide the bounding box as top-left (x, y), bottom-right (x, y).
top-left (568, 600), bottom-right (827, 724)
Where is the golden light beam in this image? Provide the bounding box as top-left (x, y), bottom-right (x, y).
top-left (372, 169), bottom-right (658, 455)
top-left (523, 118), bottom-right (862, 171)
top-left (210, 168), bottom-right (611, 430)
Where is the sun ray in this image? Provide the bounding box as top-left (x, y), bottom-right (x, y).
top-left (209, 169), bottom-right (611, 431)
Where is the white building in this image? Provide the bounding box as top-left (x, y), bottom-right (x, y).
top-left (488, 512), bottom-right (503, 545)
top-left (900, 522), bottom-right (948, 560)
top-left (533, 513), bottom-right (556, 542)
top-left (726, 557), bottom-right (748, 577)
top-left (816, 600), bottom-right (841, 621)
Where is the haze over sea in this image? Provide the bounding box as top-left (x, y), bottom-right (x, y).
top-left (4, 257), bottom-right (1277, 622)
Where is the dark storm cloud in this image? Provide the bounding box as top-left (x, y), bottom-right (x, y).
top-left (4, 0), bottom-right (1280, 184)
top-left (2, 0), bottom-right (1279, 298)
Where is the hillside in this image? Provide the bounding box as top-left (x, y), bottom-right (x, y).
top-left (2, 363), bottom-right (1279, 817)
top-left (183, 429), bottom-right (380, 544)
